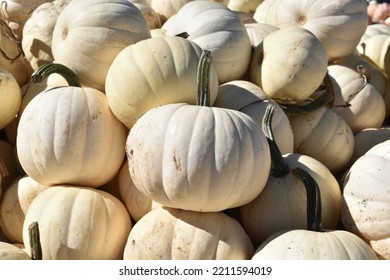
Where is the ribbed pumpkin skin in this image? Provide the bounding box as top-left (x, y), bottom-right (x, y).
top-left (51, 0), bottom-right (151, 92)
top-left (16, 87), bottom-right (127, 188)
top-left (22, 186), bottom-right (132, 260)
top-left (263, 0), bottom-right (368, 61)
top-left (252, 229), bottom-right (378, 260)
top-left (341, 140), bottom-right (390, 260)
top-left (105, 36), bottom-right (219, 129)
top-left (126, 103), bottom-right (271, 212)
top-left (123, 206), bottom-right (254, 260)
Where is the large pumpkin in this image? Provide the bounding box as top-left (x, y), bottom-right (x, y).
top-left (341, 139), bottom-right (390, 260)
top-left (123, 206), bottom-right (254, 260)
top-left (16, 63), bottom-right (127, 187)
top-left (22, 186), bottom-right (132, 260)
top-left (51, 0), bottom-right (151, 92)
top-left (0, 68), bottom-right (22, 129)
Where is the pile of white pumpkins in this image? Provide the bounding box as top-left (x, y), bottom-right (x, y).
top-left (0, 0), bottom-right (390, 260)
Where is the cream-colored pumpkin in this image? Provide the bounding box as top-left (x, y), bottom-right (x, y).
top-left (214, 80), bottom-right (294, 154)
top-left (17, 65), bottom-right (127, 187)
top-left (123, 206), bottom-right (254, 260)
top-left (22, 186), bottom-right (132, 260)
top-left (51, 0), bottom-right (151, 92)
top-left (21, 0), bottom-right (70, 71)
top-left (359, 23), bottom-right (390, 44)
top-left (262, 0), bottom-right (368, 61)
top-left (252, 229), bottom-right (378, 260)
top-left (105, 36), bottom-right (219, 129)
top-left (164, 1), bottom-right (252, 83)
top-left (228, 0), bottom-right (262, 14)
top-left (331, 52), bottom-right (390, 117)
top-left (126, 102), bottom-right (271, 212)
top-left (0, 176), bottom-right (49, 243)
top-left (118, 161), bottom-right (153, 222)
top-left (148, 0), bottom-right (191, 24)
top-left (244, 22), bottom-right (279, 49)
top-left (341, 140), bottom-right (390, 260)
top-left (0, 68), bottom-right (21, 129)
top-left (252, 0), bottom-right (272, 23)
top-left (328, 64), bottom-right (386, 133)
top-left (248, 26), bottom-right (328, 103)
top-left (0, 241), bottom-right (31, 260)
top-left (357, 34), bottom-right (390, 79)
top-left (288, 107), bottom-right (355, 175)
top-left (351, 127), bottom-right (390, 164)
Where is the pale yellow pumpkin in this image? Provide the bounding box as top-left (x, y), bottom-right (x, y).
top-left (22, 186), bottom-right (132, 260)
top-left (244, 22), bottom-right (279, 49)
top-left (359, 23), bottom-right (390, 44)
top-left (357, 34), bottom-right (390, 79)
top-left (0, 176), bottom-right (49, 243)
top-left (0, 68), bottom-right (21, 129)
top-left (262, 0), bottom-right (368, 61)
top-left (128, 0), bottom-right (161, 29)
top-left (328, 64), bottom-right (386, 133)
top-left (105, 36), bottom-right (219, 129)
top-left (123, 206), bottom-right (254, 260)
top-left (16, 64), bottom-right (127, 188)
top-left (148, 0), bottom-right (192, 24)
top-left (21, 0), bottom-right (70, 71)
top-left (228, 0), bottom-right (263, 14)
top-left (341, 139), bottom-right (390, 259)
top-left (164, 1), bottom-right (252, 83)
top-left (51, 0), bottom-right (151, 92)
top-left (0, 241), bottom-right (31, 260)
top-left (288, 107), bottom-right (355, 175)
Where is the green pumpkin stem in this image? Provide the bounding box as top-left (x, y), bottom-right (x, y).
top-left (196, 50), bottom-right (213, 107)
top-left (31, 62), bottom-right (81, 87)
top-left (278, 71), bottom-right (335, 113)
top-left (292, 167), bottom-right (323, 232)
top-left (28, 221), bottom-right (43, 260)
top-left (262, 105), bottom-right (290, 177)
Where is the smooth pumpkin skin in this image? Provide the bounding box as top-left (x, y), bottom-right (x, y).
top-left (0, 241), bottom-right (31, 260)
top-left (51, 0), bottom-right (151, 92)
top-left (0, 68), bottom-right (22, 129)
top-left (240, 153), bottom-right (342, 248)
top-left (248, 26), bottom-right (328, 102)
top-left (123, 206), bottom-right (254, 260)
top-left (341, 140), bottom-right (390, 260)
top-left (105, 36), bottom-right (219, 129)
top-left (164, 1), bottom-right (252, 84)
top-left (22, 186), bottom-right (132, 260)
top-left (126, 103), bottom-right (271, 212)
top-left (16, 86), bottom-right (127, 188)
top-left (328, 64), bottom-right (386, 134)
top-left (288, 107), bottom-right (355, 175)
top-left (262, 0), bottom-right (368, 61)
top-left (0, 176), bottom-right (49, 243)
top-left (252, 229), bottom-right (378, 260)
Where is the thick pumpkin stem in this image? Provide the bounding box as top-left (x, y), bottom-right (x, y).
top-left (292, 167), bottom-right (323, 232)
top-left (279, 72), bottom-right (335, 113)
top-left (31, 62), bottom-right (81, 87)
top-left (28, 221), bottom-right (43, 260)
top-left (262, 105), bottom-right (290, 177)
top-left (196, 50), bottom-right (213, 107)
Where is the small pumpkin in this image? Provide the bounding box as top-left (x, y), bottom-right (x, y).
top-left (126, 51), bottom-right (271, 212)
top-left (22, 186), bottom-right (132, 260)
top-left (248, 26), bottom-right (328, 103)
top-left (16, 63), bottom-right (127, 187)
top-left (0, 68), bottom-right (22, 129)
top-left (123, 206), bottom-right (254, 260)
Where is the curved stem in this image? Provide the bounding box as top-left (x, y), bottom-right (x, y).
top-left (28, 221), bottom-right (43, 260)
top-left (31, 62), bottom-right (81, 87)
top-left (196, 50), bottom-right (213, 106)
top-left (292, 167), bottom-right (323, 232)
top-left (278, 72), bottom-right (335, 113)
top-left (262, 105), bottom-right (290, 177)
